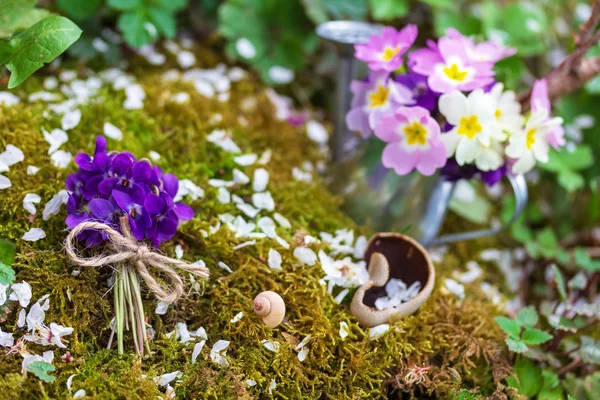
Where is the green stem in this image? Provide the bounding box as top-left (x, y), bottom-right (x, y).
top-left (128, 268), bottom-right (149, 355)
top-left (115, 270), bottom-right (124, 354)
top-left (122, 265), bottom-right (140, 354)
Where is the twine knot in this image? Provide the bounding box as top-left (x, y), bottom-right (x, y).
top-left (64, 216), bottom-right (210, 304)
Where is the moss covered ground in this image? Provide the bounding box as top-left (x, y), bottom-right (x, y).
top-left (0, 42), bottom-right (515, 399)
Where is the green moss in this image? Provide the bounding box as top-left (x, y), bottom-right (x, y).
top-left (0, 42), bottom-right (514, 399)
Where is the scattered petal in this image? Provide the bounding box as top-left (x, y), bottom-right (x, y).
top-left (234, 154), bottom-right (257, 166)
top-left (339, 322), bottom-right (349, 340)
top-left (27, 165), bottom-right (40, 175)
top-left (261, 339), bottom-right (280, 353)
top-left (23, 193), bottom-right (42, 215)
top-left (42, 190), bottom-right (69, 221)
top-left (230, 312), bottom-right (243, 323)
top-left (368, 324), bottom-right (390, 340)
top-left (61, 109), bottom-right (82, 130)
top-left (268, 249), bottom-right (282, 270)
top-left (294, 247), bottom-right (317, 266)
top-left (191, 340), bottom-right (206, 363)
top-left (252, 168), bottom-right (269, 192)
top-left (9, 281), bottom-right (32, 307)
top-left (22, 228), bottom-right (46, 242)
top-left (50, 150), bottom-right (72, 169)
top-left (0, 144), bottom-right (25, 166)
top-left (103, 122), bottom-right (123, 141)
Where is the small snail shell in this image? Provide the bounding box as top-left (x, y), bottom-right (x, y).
top-left (253, 291), bottom-right (285, 328)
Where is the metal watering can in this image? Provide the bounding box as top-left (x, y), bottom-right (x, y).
top-left (317, 21), bottom-right (528, 248)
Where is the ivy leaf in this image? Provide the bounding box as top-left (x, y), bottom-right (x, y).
top-left (153, 0), bottom-right (188, 12)
top-left (26, 361), bottom-right (56, 383)
top-left (369, 0), bottom-right (408, 20)
top-left (515, 306), bottom-right (538, 328)
top-left (0, 0), bottom-right (37, 36)
top-left (300, 0), bottom-right (328, 24)
top-left (552, 265), bottom-right (568, 302)
top-left (522, 328), bottom-right (553, 346)
top-left (4, 16), bottom-right (82, 88)
top-left (147, 7), bottom-right (176, 39)
top-left (494, 316), bottom-right (521, 339)
top-left (0, 7), bottom-right (52, 38)
top-left (506, 337), bottom-right (529, 353)
top-left (0, 241), bottom-right (16, 266)
top-left (456, 390), bottom-right (478, 400)
top-left (107, 0), bottom-right (142, 11)
top-left (537, 228), bottom-right (559, 259)
top-left (421, 0), bottom-right (454, 9)
top-left (514, 358), bottom-right (543, 397)
top-left (574, 248), bottom-right (600, 272)
top-left (0, 262), bottom-right (15, 285)
top-left (580, 337), bottom-right (600, 365)
top-left (56, 0), bottom-right (102, 20)
top-left (117, 11), bottom-right (157, 48)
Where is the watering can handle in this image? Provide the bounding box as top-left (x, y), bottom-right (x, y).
top-left (428, 174), bottom-right (528, 247)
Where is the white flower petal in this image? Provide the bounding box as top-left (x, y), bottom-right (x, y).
top-left (103, 122), bottom-right (123, 141)
top-left (230, 312), bottom-right (243, 323)
top-left (233, 169), bottom-right (250, 185)
top-left (252, 168), bottom-right (269, 192)
top-left (22, 228), bottom-right (46, 242)
top-left (155, 371), bottom-right (182, 387)
top-left (293, 247), bottom-right (317, 266)
top-left (27, 165), bottom-right (40, 175)
top-left (42, 189), bottom-right (69, 221)
top-left (234, 154), bottom-right (257, 166)
top-left (191, 340), bottom-right (206, 363)
top-left (261, 339), bottom-right (280, 353)
top-left (252, 191), bottom-right (275, 211)
top-left (155, 301), bottom-right (169, 315)
top-left (0, 174), bottom-right (10, 190)
top-left (368, 324), bottom-right (390, 340)
top-left (0, 92), bottom-right (19, 106)
top-left (268, 66), bottom-right (294, 84)
top-left (268, 249), bottom-right (282, 270)
top-left (177, 51), bottom-right (196, 69)
top-left (306, 120), bottom-right (328, 144)
top-left (61, 109), bottom-right (82, 130)
top-left (236, 38), bottom-right (256, 59)
top-left (23, 193), bottom-right (41, 215)
top-left (339, 322), bottom-right (349, 340)
top-left (0, 144), bottom-right (25, 166)
top-left (9, 281), bottom-right (32, 307)
top-left (50, 150), bottom-right (72, 169)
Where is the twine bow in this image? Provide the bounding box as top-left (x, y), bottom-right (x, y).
top-left (65, 216), bottom-right (210, 304)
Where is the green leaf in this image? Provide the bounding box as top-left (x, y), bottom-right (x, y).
top-left (4, 16), bottom-right (82, 88)
top-left (494, 317), bottom-right (521, 338)
top-left (0, 7), bottom-right (53, 38)
top-left (107, 0), bottom-right (142, 11)
top-left (369, 0), bottom-right (408, 20)
top-left (323, 0), bottom-right (368, 20)
top-left (147, 7), bottom-right (176, 39)
top-left (300, 0), bottom-right (328, 24)
top-left (538, 386), bottom-right (564, 400)
top-left (574, 248), bottom-right (600, 272)
top-left (537, 228), bottom-right (558, 258)
top-left (552, 265), bottom-right (568, 302)
top-left (456, 389), bottom-right (477, 400)
top-left (0, 241), bottom-right (16, 266)
top-left (515, 306), bottom-right (538, 328)
top-left (580, 337), bottom-right (600, 365)
top-left (26, 361), bottom-right (56, 383)
top-left (514, 358), bottom-right (543, 397)
top-left (421, 0), bottom-right (453, 9)
top-left (57, 0), bottom-right (102, 20)
top-left (0, 262), bottom-right (15, 285)
top-left (0, 0), bottom-right (37, 37)
top-left (541, 369), bottom-right (560, 390)
top-left (152, 0), bottom-right (188, 12)
top-left (506, 337), bottom-right (528, 353)
top-left (118, 11), bottom-right (157, 48)
top-left (521, 328), bottom-right (553, 346)
top-left (433, 10), bottom-right (481, 37)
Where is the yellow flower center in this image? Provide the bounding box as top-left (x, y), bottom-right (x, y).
top-left (404, 121), bottom-right (428, 146)
top-left (443, 63), bottom-right (469, 82)
top-left (526, 128), bottom-right (536, 149)
top-left (381, 47), bottom-right (401, 61)
top-left (495, 109), bottom-right (502, 119)
top-left (369, 85), bottom-right (390, 108)
top-left (457, 115), bottom-right (482, 139)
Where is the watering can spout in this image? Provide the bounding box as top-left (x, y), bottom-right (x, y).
top-left (316, 21), bottom-right (382, 162)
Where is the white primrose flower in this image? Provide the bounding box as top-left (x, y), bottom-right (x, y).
top-left (318, 250), bottom-right (369, 288)
top-left (489, 83), bottom-right (524, 136)
top-left (9, 281), bottom-right (32, 307)
top-left (505, 110), bottom-right (564, 174)
top-left (439, 89), bottom-right (506, 171)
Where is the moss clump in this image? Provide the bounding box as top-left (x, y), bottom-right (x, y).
top-left (0, 41), bottom-right (513, 399)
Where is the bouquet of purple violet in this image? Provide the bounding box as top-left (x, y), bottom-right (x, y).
top-left (347, 26), bottom-right (565, 186)
top-left (64, 136), bottom-right (208, 355)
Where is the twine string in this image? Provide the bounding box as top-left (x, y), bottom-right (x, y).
top-left (65, 216), bottom-right (209, 303)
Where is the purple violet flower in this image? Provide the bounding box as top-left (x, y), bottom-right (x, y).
top-left (65, 137), bottom-right (196, 248)
top-left (394, 71), bottom-right (439, 112)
